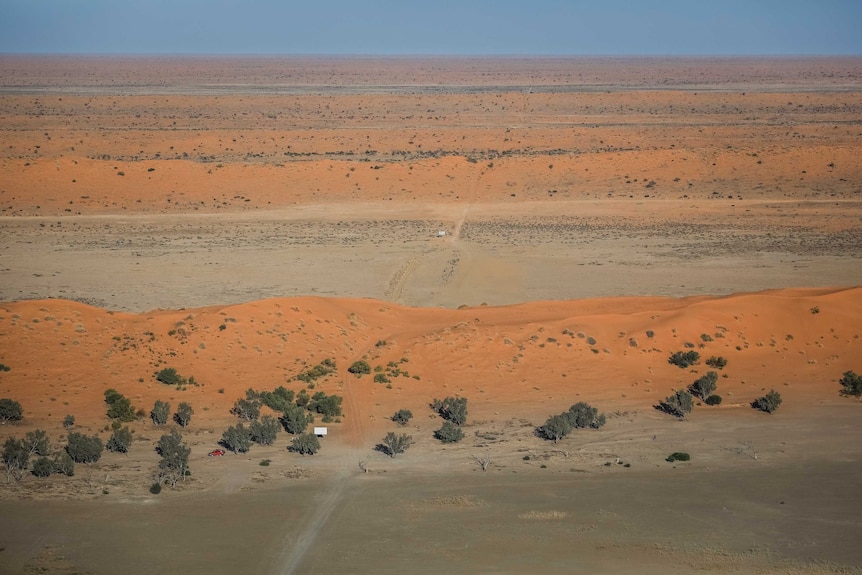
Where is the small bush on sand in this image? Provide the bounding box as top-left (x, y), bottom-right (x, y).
top-left (839, 370), bottom-right (862, 397)
top-left (660, 389), bottom-right (694, 418)
top-left (666, 452), bottom-right (691, 462)
top-left (752, 390), bottom-right (782, 413)
top-left (668, 351), bottom-right (700, 368)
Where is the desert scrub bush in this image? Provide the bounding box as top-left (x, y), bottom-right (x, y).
top-left (260, 386), bottom-right (295, 411)
top-left (537, 414), bottom-right (571, 443)
top-left (704, 394), bottom-right (723, 405)
top-left (700, 333), bottom-right (713, 342)
top-left (705, 356), bottom-right (727, 370)
top-left (155, 430), bottom-right (190, 488)
top-left (348, 360), bottom-right (371, 376)
top-left (2, 437), bottom-right (30, 481)
top-left (373, 373), bottom-right (390, 384)
top-left (391, 409), bottom-right (413, 426)
top-left (308, 392), bottom-right (343, 420)
top-left (668, 350), bottom-right (700, 368)
top-left (289, 433), bottom-right (320, 455)
top-left (689, 371), bottom-right (718, 400)
top-left (295, 358), bottom-right (336, 383)
top-left (149, 482), bottom-right (162, 494)
top-left (107, 426), bottom-right (133, 453)
top-left (379, 432), bottom-right (412, 457)
top-left (434, 421), bottom-right (464, 443)
top-left (220, 424), bottom-right (252, 454)
top-left (537, 402), bottom-right (606, 442)
top-left (0, 398), bottom-right (24, 424)
top-left (150, 400), bottom-right (170, 426)
top-left (645, 330), bottom-right (655, 338)
top-left (231, 396), bottom-right (261, 421)
top-left (53, 452), bottom-right (75, 476)
top-left (24, 429), bottom-right (50, 456)
top-left (155, 367), bottom-right (186, 386)
top-left (666, 452), bottom-right (691, 462)
top-left (62, 414), bottom-right (75, 429)
top-left (431, 396), bottom-right (468, 426)
top-left (280, 402), bottom-right (313, 434)
top-left (174, 402), bottom-right (193, 427)
top-left (32, 456), bottom-right (55, 478)
top-left (249, 415), bottom-right (281, 446)
top-left (752, 390), bottom-right (782, 413)
top-left (660, 389), bottom-right (694, 418)
top-left (66, 432), bottom-right (104, 463)
top-left (839, 370), bottom-right (862, 397)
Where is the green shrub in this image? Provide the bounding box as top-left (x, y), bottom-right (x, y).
top-left (32, 456), bottom-right (54, 478)
top-left (434, 421), bottom-right (464, 443)
top-left (24, 429), bottom-right (50, 456)
top-left (296, 359), bottom-right (336, 383)
top-left (149, 482), bottom-right (162, 494)
top-left (53, 452), bottom-right (75, 476)
top-left (104, 390), bottom-right (136, 422)
top-left (260, 386), bottom-right (294, 411)
top-left (2, 438), bottom-right (30, 481)
top-left (259, 459), bottom-right (271, 467)
top-left (0, 398), bottom-right (24, 424)
top-left (220, 424), bottom-right (252, 453)
top-left (705, 356), bottom-right (727, 370)
top-left (704, 394), bottom-right (722, 405)
top-left (379, 432), bottom-right (412, 457)
top-left (62, 414), bottom-right (75, 429)
top-left (391, 409), bottom-right (413, 426)
top-left (666, 452), bottom-right (691, 462)
top-left (689, 371), bottom-right (718, 400)
top-left (565, 402), bottom-right (606, 429)
top-left (431, 396), bottom-right (468, 425)
top-left (839, 370), bottom-right (862, 397)
top-left (373, 373), bottom-right (390, 384)
top-left (106, 426), bottom-right (133, 453)
top-left (249, 415), bottom-right (281, 446)
top-left (289, 433), bottom-right (320, 455)
top-left (308, 392), bottom-right (343, 417)
top-left (537, 414), bottom-right (572, 443)
top-left (753, 390), bottom-right (782, 413)
top-left (155, 367), bottom-right (185, 385)
top-left (280, 402), bottom-right (313, 434)
top-left (174, 402), bottom-right (193, 427)
top-left (66, 432), bottom-right (103, 463)
top-left (155, 430), bottom-right (190, 488)
top-left (348, 360), bottom-right (371, 375)
top-left (150, 400), bottom-right (170, 426)
top-left (668, 351), bottom-right (700, 368)
top-left (231, 397), bottom-right (261, 421)
top-left (660, 389), bottom-right (694, 418)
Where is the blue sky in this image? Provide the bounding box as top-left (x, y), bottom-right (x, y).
top-left (1, 0), bottom-right (860, 55)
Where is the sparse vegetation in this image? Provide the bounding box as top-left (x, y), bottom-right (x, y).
top-left (348, 360), bottom-right (371, 376)
top-left (434, 421), bottom-right (464, 443)
top-left (380, 432), bottom-right (412, 457)
top-left (753, 390), bottom-right (782, 413)
top-left (296, 358), bottom-right (336, 383)
top-left (689, 371), bottom-right (718, 400)
top-left (0, 398), bottom-right (24, 424)
top-left (839, 370), bottom-right (862, 397)
top-left (155, 367), bottom-right (185, 385)
top-left (174, 402), bottom-right (193, 427)
top-left (24, 429), bottom-right (50, 456)
top-left (289, 433), bottom-right (320, 455)
top-left (391, 409), bottom-right (413, 426)
top-left (431, 396), bottom-right (468, 426)
top-left (668, 351), bottom-right (700, 368)
top-left (2, 437), bottom-right (30, 481)
top-left (62, 414), bottom-right (75, 429)
top-left (660, 389), bottom-right (694, 418)
top-left (150, 400), bottom-right (170, 426)
top-left (666, 452), bottom-right (691, 462)
top-left (66, 432), bottom-right (104, 463)
top-left (537, 402), bottom-right (606, 442)
top-left (221, 424), bottom-right (252, 453)
top-left (705, 356), bottom-right (727, 369)
top-left (104, 389), bottom-right (136, 422)
top-left (107, 426), bottom-right (133, 453)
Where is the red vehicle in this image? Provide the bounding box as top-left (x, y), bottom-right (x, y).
top-left (208, 449), bottom-right (226, 457)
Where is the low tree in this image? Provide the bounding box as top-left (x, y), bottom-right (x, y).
top-left (289, 433), bottom-right (320, 455)
top-left (668, 351), bottom-right (700, 368)
top-left (66, 432), bottom-right (104, 463)
top-left (174, 402), bottom-right (193, 427)
top-left (53, 452), bottom-right (75, 476)
top-left (565, 402), bottom-right (606, 429)
top-left (155, 430), bottom-right (190, 488)
top-left (431, 396), bottom-right (468, 425)
top-left (0, 398), bottom-right (23, 424)
top-left (104, 389), bottom-right (136, 422)
top-left (32, 456), bottom-right (55, 478)
top-left (2, 437), bottom-right (29, 482)
top-left (391, 409), bottom-right (413, 426)
top-left (231, 397), bottom-right (261, 422)
top-left (107, 426), bottom-right (133, 453)
top-left (689, 371), bottom-right (718, 400)
top-left (705, 356), bottom-right (727, 370)
top-left (839, 370), bottom-right (862, 397)
top-left (434, 421), bottom-right (464, 443)
top-left (308, 392), bottom-right (343, 421)
top-left (660, 389), bottom-right (694, 418)
top-left (151, 400), bottom-right (170, 426)
top-left (380, 432), bottom-right (412, 457)
top-left (704, 394), bottom-right (722, 405)
top-left (753, 390), bottom-right (782, 413)
top-left (155, 367), bottom-right (185, 385)
top-left (221, 424), bottom-right (252, 454)
top-left (348, 360), bottom-right (371, 376)
top-left (62, 414), bottom-right (75, 429)
top-left (260, 386), bottom-right (294, 412)
top-left (249, 415), bottom-right (280, 446)
top-left (537, 414), bottom-right (572, 443)
top-left (280, 402), bottom-right (313, 434)
top-left (473, 452), bottom-right (492, 472)
top-left (24, 429), bottom-right (50, 456)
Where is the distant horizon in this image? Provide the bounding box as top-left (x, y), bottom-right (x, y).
top-left (1, 1), bottom-right (860, 56)
top-left (3, 53), bottom-right (861, 59)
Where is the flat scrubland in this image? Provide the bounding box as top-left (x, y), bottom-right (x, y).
top-left (0, 56), bottom-right (861, 574)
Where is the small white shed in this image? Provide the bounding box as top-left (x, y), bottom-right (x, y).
top-left (314, 427), bottom-right (328, 437)
top-left (437, 230), bottom-right (447, 237)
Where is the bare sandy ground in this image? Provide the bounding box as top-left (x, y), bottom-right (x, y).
top-left (0, 57), bottom-right (861, 573)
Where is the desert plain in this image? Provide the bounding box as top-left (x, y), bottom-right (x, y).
top-left (0, 56), bottom-right (861, 574)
